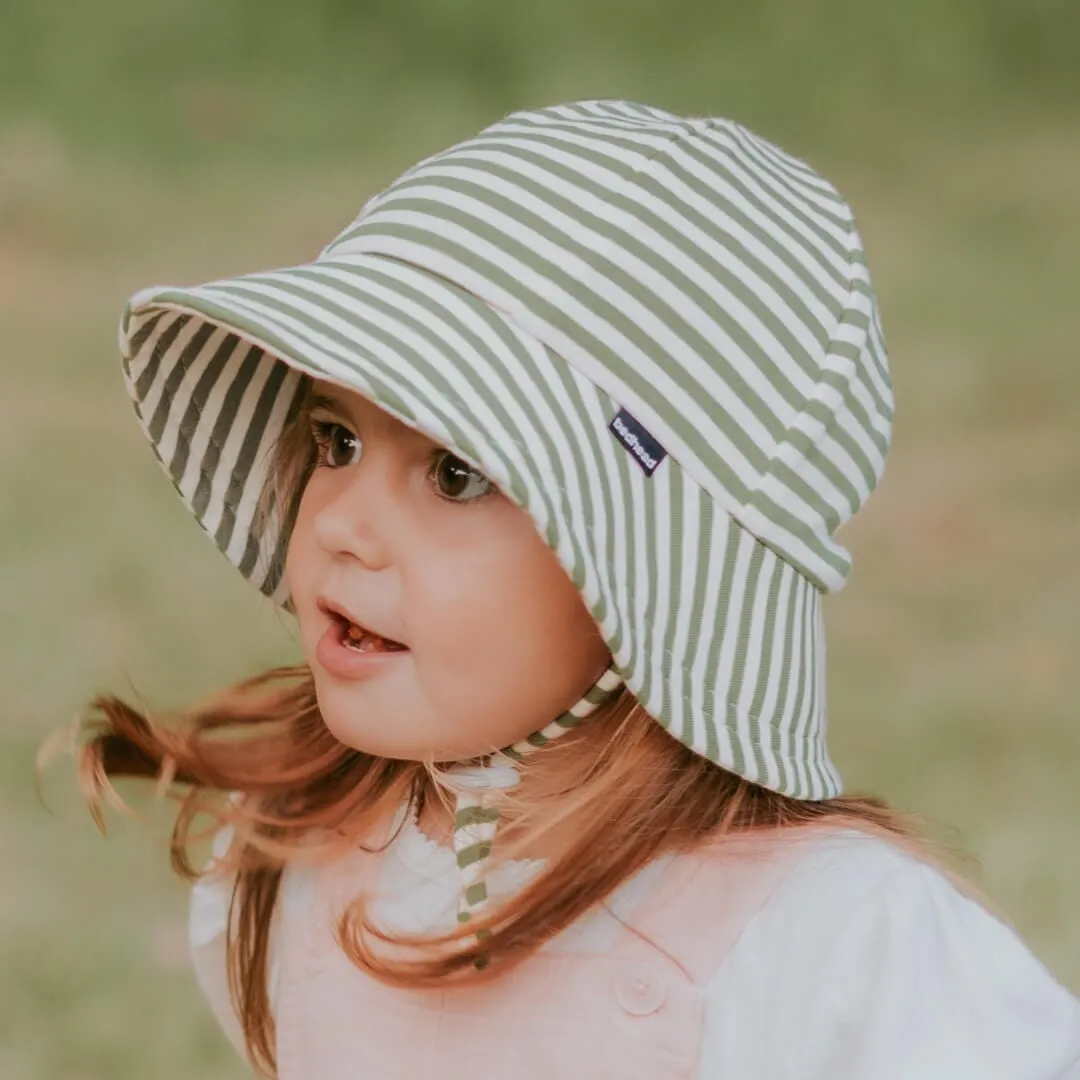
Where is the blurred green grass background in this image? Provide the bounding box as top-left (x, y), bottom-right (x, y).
top-left (2, 1), bottom-right (1079, 1076)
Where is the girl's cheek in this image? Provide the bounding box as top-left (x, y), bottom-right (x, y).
top-left (404, 544), bottom-right (525, 668)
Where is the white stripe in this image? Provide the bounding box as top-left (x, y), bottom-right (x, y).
top-left (789, 589), bottom-right (822, 798)
top-left (596, 667), bottom-right (624, 693)
top-left (647, 455), bottom-right (675, 726)
top-left (776, 575), bottom-right (807, 790)
top-left (756, 563), bottom-right (796, 792)
top-left (734, 552), bottom-right (773, 778)
top-left (810, 602), bottom-right (831, 796)
top-left (862, 311), bottom-right (894, 422)
top-left (713, 529), bottom-right (757, 767)
top-left (664, 471), bottom-right (702, 747)
top-left (780, 582), bottom-right (809, 799)
top-left (724, 531), bottom-right (764, 783)
top-left (687, 494), bottom-right (728, 757)
top-left (497, 115), bottom-right (677, 152)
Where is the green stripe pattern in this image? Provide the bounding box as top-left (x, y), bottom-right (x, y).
top-left (117, 100), bottom-right (894, 801)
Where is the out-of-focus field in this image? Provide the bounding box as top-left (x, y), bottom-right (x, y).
top-left (2, 2), bottom-right (1078, 1076)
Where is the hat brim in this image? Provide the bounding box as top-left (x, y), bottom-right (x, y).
top-left (122, 253), bottom-right (591, 605)
top-left (120, 252), bottom-right (840, 799)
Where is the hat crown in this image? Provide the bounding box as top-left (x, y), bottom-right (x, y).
top-left (320, 99), bottom-right (893, 591)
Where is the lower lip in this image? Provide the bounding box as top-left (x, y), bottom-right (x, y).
top-left (315, 620), bottom-right (410, 680)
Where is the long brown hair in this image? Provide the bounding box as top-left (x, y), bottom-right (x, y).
top-left (44, 376), bottom-right (979, 1078)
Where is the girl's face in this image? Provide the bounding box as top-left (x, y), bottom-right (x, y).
top-left (285, 382), bottom-right (611, 762)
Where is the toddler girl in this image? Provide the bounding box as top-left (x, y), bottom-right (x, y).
top-left (72, 100), bottom-right (1080, 1078)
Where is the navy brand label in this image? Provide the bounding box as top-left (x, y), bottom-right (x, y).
top-left (608, 408), bottom-right (668, 477)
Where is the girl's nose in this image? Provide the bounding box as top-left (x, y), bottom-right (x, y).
top-left (311, 465), bottom-right (400, 572)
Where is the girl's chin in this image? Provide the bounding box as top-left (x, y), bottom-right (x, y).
top-left (317, 712), bottom-right (514, 763)
top-left (314, 701), bottom-right (452, 761)
top-left (310, 673), bottom-right (545, 761)
top-left (317, 711), bottom-right (417, 759)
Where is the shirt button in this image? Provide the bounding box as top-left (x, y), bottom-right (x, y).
top-left (614, 964), bottom-right (667, 1016)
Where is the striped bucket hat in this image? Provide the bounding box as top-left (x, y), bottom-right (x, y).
top-left (119, 99), bottom-right (892, 808)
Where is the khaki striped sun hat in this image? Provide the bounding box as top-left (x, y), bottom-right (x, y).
top-left (119, 99), bottom-right (893, 804)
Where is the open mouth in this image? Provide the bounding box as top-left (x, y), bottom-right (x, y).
top-left (322, 604), bottom-right (408, 654)
top-left (337, 617), bottom-right (408, 654)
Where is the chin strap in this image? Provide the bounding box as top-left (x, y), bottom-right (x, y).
top-left (439, 664), bottom-right (624, 962)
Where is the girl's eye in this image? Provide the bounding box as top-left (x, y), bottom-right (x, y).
top-left (311, 419), bottom-right (362, 469)
top-left (430, 451), bottom-right (494, 502)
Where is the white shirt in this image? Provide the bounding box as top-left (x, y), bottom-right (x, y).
top-left (190, 808), bottom-right (1080, 1078)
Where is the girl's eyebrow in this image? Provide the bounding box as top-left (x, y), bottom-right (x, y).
top-left (308, 392), bottom-right (350, 417)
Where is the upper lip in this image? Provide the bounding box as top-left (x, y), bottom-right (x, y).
top-left (316, 596), bottom-right (407, 646)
